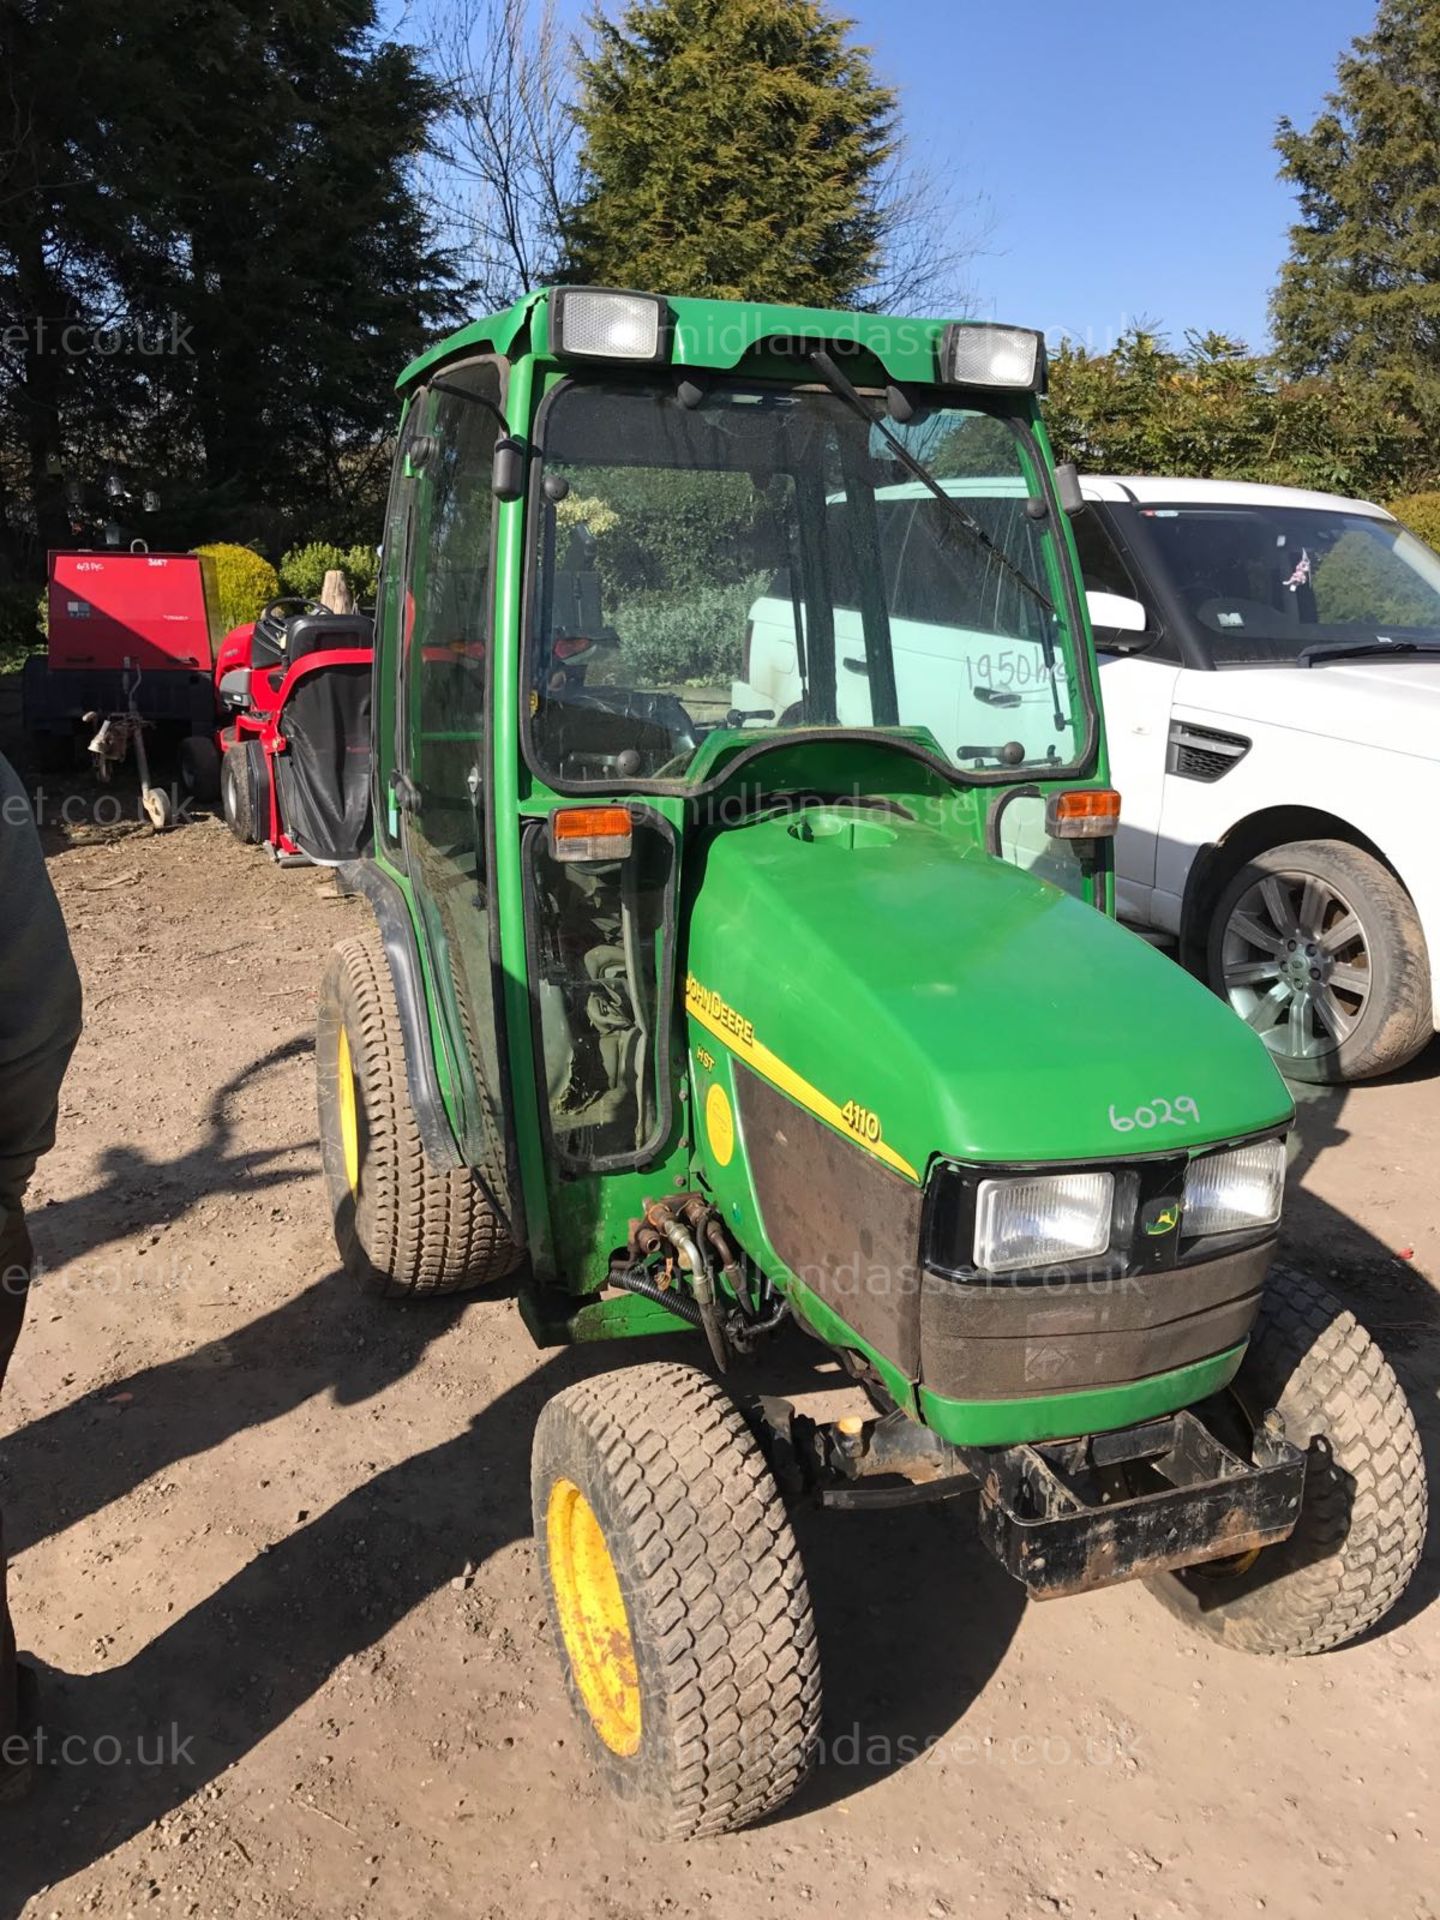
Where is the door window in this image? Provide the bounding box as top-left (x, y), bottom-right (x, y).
top-left (402, 360), bottom-right (512, 1198)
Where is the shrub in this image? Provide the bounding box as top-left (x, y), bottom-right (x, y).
top-left (1386, 491), bottom-right (1440, 554)
top-left (279, 540), bottom-right (381, 605)
top-left (1314, 531), bottom-right (1438, 627)
top-left (614, 575), bottom-right (765, 686)
top-left (0, 581), bottom-right (44, 674)
top-left (194, 542), bottom-right (279, 631)
top-left (564, 468), bottom-right (778, 599)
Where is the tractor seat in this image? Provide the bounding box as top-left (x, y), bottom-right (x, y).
top-left (283, 612), bottom-right (373, 662)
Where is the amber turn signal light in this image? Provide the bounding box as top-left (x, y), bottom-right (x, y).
top-left (549, 805), bottom-right (633, 862)
top-left (1045, 787), bottom-right (1121, 839)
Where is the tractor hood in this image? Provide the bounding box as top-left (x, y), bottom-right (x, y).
top-left (684, 806), bottom-right (1293, 1181)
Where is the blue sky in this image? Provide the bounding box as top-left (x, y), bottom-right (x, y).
top-left (840, 0), bottom-right (1375, 351)
top-left (402, 0), bottom-right (1378, 351)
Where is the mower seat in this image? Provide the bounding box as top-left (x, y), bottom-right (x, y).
top-left (282, 612), bottom-right (373, 662)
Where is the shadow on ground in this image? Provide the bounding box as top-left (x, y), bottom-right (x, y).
top-left (27, 1038), bottom-right (316, 1280)
top-left (0, 1297), bottom-right (1023, 1915)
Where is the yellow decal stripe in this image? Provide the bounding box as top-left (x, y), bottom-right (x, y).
top-left (685, 976), bottom-right (919, 1182)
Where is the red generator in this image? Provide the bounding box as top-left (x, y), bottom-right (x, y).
top-left (24, 550), bottom-right (223, 811)
top-left (215, 597), bottom-right (374, 865)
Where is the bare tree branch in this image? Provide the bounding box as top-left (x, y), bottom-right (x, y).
top-left (421, 0), bottom-right (578, 309)
top-left (858, 150), bottom-right (993, 318)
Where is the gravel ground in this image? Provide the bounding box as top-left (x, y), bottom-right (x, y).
top-left (0, 717), bottom-right (1435, 1920)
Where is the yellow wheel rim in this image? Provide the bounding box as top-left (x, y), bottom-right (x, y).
top-left (546, 1478), bottom-right (642, 1755)
top-left (336, 1025), bottom-right (360, 1196)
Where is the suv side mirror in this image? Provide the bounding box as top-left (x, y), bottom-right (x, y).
top-left (1086, 589), bottom-right (1152, 655)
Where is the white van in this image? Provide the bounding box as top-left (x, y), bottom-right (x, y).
top-left (733, 477), bottom-right (1068, 771)
top-left (1074, 475), bottom-right (1440, 1084)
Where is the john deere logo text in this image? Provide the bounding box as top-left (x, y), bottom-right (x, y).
top-left (684, 976), bottom-right (755, 1047)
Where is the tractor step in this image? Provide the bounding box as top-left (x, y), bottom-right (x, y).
top-left (957, 1407), bottom-right (1306, 1599)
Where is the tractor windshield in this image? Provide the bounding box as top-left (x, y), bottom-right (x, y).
top-left (526, 378), bottom-right (1089, 789)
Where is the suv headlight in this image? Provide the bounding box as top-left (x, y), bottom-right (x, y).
top-left (1183, 1140), bottom-right (1285, 1237)
top-left (974, 1171), bottom-right (1114, 1274)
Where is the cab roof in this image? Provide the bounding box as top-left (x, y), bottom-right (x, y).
top-left (398, 287), bottom-right (990, 395)
top-left (1081, 474), bottom-right (1392, 519)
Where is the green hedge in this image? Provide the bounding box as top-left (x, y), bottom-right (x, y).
top-left (613, 575), bottom-right (767, 685)
top-left (1386, 491), bottom-right (1440, 554)
top-left (557, 467), bottom-right (776, 686)
top-left (279, 540), bottom-right (381, 604)
top-left (0, 582), bottom-right (43, 673)
top-left (194, 542), bottom-right (279, 630)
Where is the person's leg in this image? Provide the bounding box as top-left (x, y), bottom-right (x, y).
top-left (0, 1210), bottom-right (33, 1767)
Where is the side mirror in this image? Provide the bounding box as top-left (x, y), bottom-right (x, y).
top-left (1054, 460), bottom-right (1086, 517)
top-left (1086, 589), bottom-right (1152, 655)
top-left (492, 435), bottom-right (526, 502)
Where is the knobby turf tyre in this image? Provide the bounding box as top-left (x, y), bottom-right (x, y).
top-left (532, 1361), bottom-right (822, 1840)
top-left (317, 930), bottom-right (519, 1297)
top-left (1148, 1267), bottom-right (1425, 1655)
top-left (178, 734), bottom-right (221, 804)
top-left (220, 743), bottom-right (255, 844)
top-left (1206, 838), bottom-right (1431, 1084)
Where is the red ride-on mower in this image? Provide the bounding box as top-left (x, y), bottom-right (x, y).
top-left (215, 597), bottom-right (374, 865)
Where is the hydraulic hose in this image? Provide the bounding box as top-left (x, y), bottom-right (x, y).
top-left (613, 1266), bottom-right (705, 1329)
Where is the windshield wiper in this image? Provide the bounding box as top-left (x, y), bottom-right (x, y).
top-left (807, 348), bottom-right (1066, 734)
top-left (1298, 637), bottom-right (1440, 668)
top-left (808, 349), bottom-right (1055, 616)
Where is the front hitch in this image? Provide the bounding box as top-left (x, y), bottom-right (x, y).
top-left (750, 1398), bottom-right (1307, 1595)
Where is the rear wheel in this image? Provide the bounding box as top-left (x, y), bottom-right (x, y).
top-left (178, 734), bottom-right (221, 804)
top-left (1147, 1268), bottom-right (1425, 1654)
top-left (533, 1361), bottom-right (822, 1839)
top-left (220, 742), bottom-right (258, 844)
top-left (1208, 839), bottom-right (1431, 1083)
top-left (317, 930), bottom-right (519, 1296)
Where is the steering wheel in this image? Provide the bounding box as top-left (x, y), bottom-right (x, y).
top-left (259, 596), bottom-right (326, 625)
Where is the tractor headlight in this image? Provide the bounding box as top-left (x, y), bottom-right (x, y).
top-left (973, 1170), bottom-right (1114, 1274)
top-left (1182, 1140), bottom-right (1286, 1237)
top-left (551, 287), bottom-right (667, 363)
top-left (940, 322), bottom-right (1046, 392)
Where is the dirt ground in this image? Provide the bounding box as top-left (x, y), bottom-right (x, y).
top-left (1, 717), bottom-right (1436, 1920)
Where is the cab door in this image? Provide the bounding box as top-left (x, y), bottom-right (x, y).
top-left (394, 358), bottom-right (515, 1213)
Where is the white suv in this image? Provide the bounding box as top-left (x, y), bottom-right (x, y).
top-left (1076, 476), bottom-right (1440, 1083)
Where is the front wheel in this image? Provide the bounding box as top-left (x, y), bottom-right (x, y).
top-left (1147, 1268), bottom-right (1425, 1655)
top-left (1208, 838), bottom-right (1431, 1083)
top-left (533, 1362), bottom-right (822, 1839)
top-left (220, 741), bottom-right (259, 844)
top-left (178, 734), bottom-right (221, 804)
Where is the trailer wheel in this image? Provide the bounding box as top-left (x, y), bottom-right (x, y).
top-left (533, 1361), bottom-right (821, 1840)
top-left (1148, 1268), bottom-right (1425, 1655)
top-left (142, 785), bottom-right (173, 832)
top-left (220, 743), bottom-right (258, 844)
top-left (317, 931), bottom-right (519, 1296)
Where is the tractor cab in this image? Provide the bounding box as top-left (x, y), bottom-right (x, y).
top-left (316, 288), bottom-right (1425, 1841)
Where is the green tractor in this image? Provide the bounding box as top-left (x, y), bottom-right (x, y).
top-left (316, 287), bottom-right (1426, 1838)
